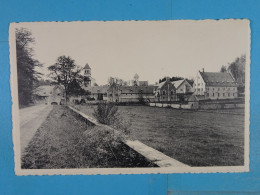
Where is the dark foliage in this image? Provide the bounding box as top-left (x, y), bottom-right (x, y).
top-left (48, 56), bottom-right (84, 103)
top-left (67, 79), bottom-right (87, 96)
top-left (16, 28), bottom-right (42, 107)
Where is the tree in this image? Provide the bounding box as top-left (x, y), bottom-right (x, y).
top-left (16, 28), bottom-right (42, 107)
top-left (220, 65), bottom-right (227, 73)
top-left (108, 77), bottom-right (115, 85)
top-left (133, 73), bottom-right (139, 86)
top-left (228, 55), bottom-right (245, 85)
top-left (67, 79), bottom-right (87, 96)
top-left (48, 56), bottom-right (83, 103)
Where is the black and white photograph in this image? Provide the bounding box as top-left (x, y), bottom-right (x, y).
top-left (9, 20), bottom-right (250, 175)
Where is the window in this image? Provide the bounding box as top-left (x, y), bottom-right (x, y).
top-left (162, 90), bottom-right (166, 95)
top-left (228, 93), bottom-right (230, 97)
top-left (213, 88), bottom-right (214, 91)
top-left (233, 93), bottom-right (235, 96)
top-left (170, 91), bottom-right (174, 95)
top-left (198, 83), bottom-right (200, 86)
top-left (223, 93), bottom-right (225, 96)
top-left (213, 93), bottom-right (214, 96)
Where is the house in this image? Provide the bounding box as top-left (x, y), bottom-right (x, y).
top-left (84, 85), bottom-right (109, 101)
top-left (33, 85), bottom-right (54, 102)
top-left (172, 79), bottom-right (194, 101)
top-left (155, 78), bottom-right (177, 102)
top-left (194, 70), bottom-right (238, 100)
top-left (34, 85), bottom-right (65, 104)
top-left (107, 83), bottom-right (157, 103)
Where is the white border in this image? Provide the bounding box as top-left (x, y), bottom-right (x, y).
top-left (9, 20), bottom-right (250, 175)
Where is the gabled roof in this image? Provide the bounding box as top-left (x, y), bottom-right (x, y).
top-left (84, 63), bottom-right (91, 69)
top-left (34, 85), bottom-right (54, 96)
top-left (172, 79), bottom-right (185, 89)
top-left (34, 85), bottom-right (64, 96)
top-left (199, 71), bottom-right (237, 87)
top-left (156, 80), bottom-right (175, 90)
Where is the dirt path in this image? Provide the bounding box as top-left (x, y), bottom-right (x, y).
top-left (20, 104), bottom-right (53, 154)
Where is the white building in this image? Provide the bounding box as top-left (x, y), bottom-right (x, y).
top-left (194, 70), bottom-right (238, 100)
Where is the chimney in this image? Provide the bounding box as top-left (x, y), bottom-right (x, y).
top-left (202, 68), bottom-right (204, 72)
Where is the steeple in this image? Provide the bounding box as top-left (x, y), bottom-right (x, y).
top-left (83, 63), bottom-right (91, 87)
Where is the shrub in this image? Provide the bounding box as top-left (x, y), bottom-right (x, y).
top-left (93, 102), bottom-right (131, 135)
top-left (93, 102), bottom-right (118, 125)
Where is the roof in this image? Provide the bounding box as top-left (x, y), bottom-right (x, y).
top-left (199, 71), bottom-right (237, 87)
top-left (34, 85), bottom-right (64, 96)
top-left (172, 79), bottom-right (185, 89)
top-left (118, 85), bottom-right (157, 94)
top-left (34, 85), bottom-right (54, 96)
top-left (156, 80), bottom-right (175, 90)
top-left (85, 85), bottom-right (109, 94)
top-left (139, 81), bottom-right (148, 86)
top-left (110, 85), bottom-right (157, 94)
top-left (84, 63), bottom-right (91, 69)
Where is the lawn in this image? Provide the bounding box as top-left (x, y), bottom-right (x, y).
top-left (75, 104), bottom-right (245, 166)
top-left (22, 106), bottom-right (156, 169)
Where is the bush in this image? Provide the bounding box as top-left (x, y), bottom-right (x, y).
top-left (93, 102), bottom-right (118, 125)
top-left (93, 102), bottom-right (131, 135)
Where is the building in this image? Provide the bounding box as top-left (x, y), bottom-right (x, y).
top-left (34, 85), bottom-right (65, 105)
top-left (139, 81), bottom-right (148, 86)
top-left (155, 78), bottom-right (177, 102)
top-left (172, 79), bottom-right (194, 101)
top-left (84, 85), bottom-right (109, 101)
top-left (194, 70), bottom-right (238, 99)
top-left (82, 63), bottom-right (95, 87)
top-left (107, 83), bottom-right (157, 103)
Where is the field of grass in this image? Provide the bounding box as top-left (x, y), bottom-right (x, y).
top-left (22, 106), bottom-right (156, 169)
top-left (75, 105), bottom-right (245, 166)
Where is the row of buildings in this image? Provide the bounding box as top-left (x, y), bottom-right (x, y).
top-left (34, 64), bottom-right (239, 105)
top-left (75, 64), bottom-right (239, 103)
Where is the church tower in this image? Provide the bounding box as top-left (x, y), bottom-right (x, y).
top-left (83, 63), bottom-right (91, 87)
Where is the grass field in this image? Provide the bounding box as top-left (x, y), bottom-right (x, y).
top-left (75, 105), bottom-right (245, 166)
top-left (22, 106), bottom-right (156, 169)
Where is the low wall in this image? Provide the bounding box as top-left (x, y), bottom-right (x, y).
top-left (148, 102), bottom-right (192, 109)
top-left (148, 102), bottom-right (244, 110)
top-left (199, 103), bottom-right (245, 110)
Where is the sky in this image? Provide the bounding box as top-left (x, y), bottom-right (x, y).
top-left (14, 20), bottom-right (250, 85)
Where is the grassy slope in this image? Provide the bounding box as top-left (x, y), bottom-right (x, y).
top-left (75, 105), bottom-right (245, 166)
top-left (22, 106), bottom-right (156, 169)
